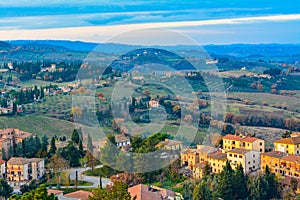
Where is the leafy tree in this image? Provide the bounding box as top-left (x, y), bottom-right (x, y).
top-left (193, 180), bottom-right (211, 200)
top-left (291, 177), bottom-right (298, 195)
top-left (202, 163), bottom-right (211, 178)
top-left (89, 181), bottom-right (135, 200)
top-left (110, 172), bottom-right (143, 187)
top-left (9, 184), bottom-right (57, 200)
top-left (100, 134), bottom-right (119, 168)
top-left (0, 178), bottom-right (13, 200)
top-left (20, 180), bottom-right (38, 194)
top-left (85, 151), bottom-right (98, 172)
top-left (182, 181), bottom-right (195, 200)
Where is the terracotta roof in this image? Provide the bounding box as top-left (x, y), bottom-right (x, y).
top-left (47, 189), bottom-right (64, 195)
top-left (8, 157), bottom-right (30, 165)
top-left (181, 148), bottom-right (199, 155)
top-left (64, 190), bottom-right (92, 200)
top-left (223, 134), bottom-right (242, 141)
top-left (241, 136), bottom-right (259, 143)
top-left (228, 148), bottom-right (250, 155)
top-left (208, 151), bottom-right (227, 161)
top-left (281, 155), bottom-right (300, 163)
top-left (128, 184), bottom-right (162, 200)
top-left (197, 145), bottom-right (218, 154)
top-left (0, 159), bottom-right (5, 165)
top-left (261, 151), bottom-right (287, 159)
top-left (274, 137), bottom-right (300, 145)
top-left (30, 158), bottom-right (44, 163)
top-left (115, 135), bottom-right (130, 143)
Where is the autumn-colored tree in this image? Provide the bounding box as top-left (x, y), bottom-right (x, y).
top-left (110, 172), bottom-right (143, 187)
top-left (89, 181), bottom-right (135, 200)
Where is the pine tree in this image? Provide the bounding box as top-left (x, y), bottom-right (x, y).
top-left (49, 137), bottom-right (57, 156)
top-left (87, 134), bottom-right (93, 153)
top-left (233, 164), bottom-right (249, 200)
top-left (265, 165), bottom-right (281, 199)
top-left (217, 161), bottom-right (234, 200)
top-left (71, 129), bottom-right (80, 144)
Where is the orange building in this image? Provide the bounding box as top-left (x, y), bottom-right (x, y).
top-left (280, 154), bottom-right (300, 178)
top-left (180, 149), bottom-right (199, 170)
top-left (260, 151), bottom-right (287, 177)
top-left (223, 134), bottom-right (264, 153)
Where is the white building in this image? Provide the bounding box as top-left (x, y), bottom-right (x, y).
top-left (0, 159), bottom-right (5, 179)
top-left (227, 148), bottom-right (261, 173)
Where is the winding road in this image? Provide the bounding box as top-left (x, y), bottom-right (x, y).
top-left (61, 165), bottom-right (111, 189)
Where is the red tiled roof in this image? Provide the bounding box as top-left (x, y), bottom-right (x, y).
top-left (64, 190), bottom-right (92, 200)
top-left (228, 148), bottom-right (250, 155)
top-left (241, 136), bottom-right (258, 143)
top-left (223, 134), bottom-right (242, 141)
top-left (281, 154), bottom-right (300, 163)
top-left (274, 137), bottom-right (300, 145)
top-left (208, 150), bottom-right (227, 161)
top-left (0, 159), bottom-right (5, 165)
top-left (261, 151), bottom-right (287, 159)
top-left (128, 184), bottom-right (162, 200)
top-left (8, 157), bottom-right (30, 165)
top-left (47, 189), bottom-right (64, 195)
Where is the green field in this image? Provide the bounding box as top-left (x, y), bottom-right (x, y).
top-left (0, 115), bottom-right (76, 138)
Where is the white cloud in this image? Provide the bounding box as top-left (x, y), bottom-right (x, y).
top-left (0, 14), bottom-right (299, 45)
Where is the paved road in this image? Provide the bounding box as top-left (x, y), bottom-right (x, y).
top-left (61, 165), bottom-right (111, 189)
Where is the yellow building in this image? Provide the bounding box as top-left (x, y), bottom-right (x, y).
top-left (240, 136), bottom-right (265, 153)
top-left (192, 162), bottom-right (207, 179)
top-left (260, 151), bottom-right (287, 177)
top-left (274, 137), bottom-right (300, 155)
top-left (207, 151), bottom-right (227, 174)
top-left (280, 154), bottom-right (300, 178)
top-left (223, 134), bottom-right (265, 153)
top-left (227, 148), bottom-right (261, 173)
top-left (156, 139), bottom-right (183, 151)
top-left (223, 134), bottom-right (242, 151)
top-left (180, 149), bottom-right (199, 170)
top-left (197, 145), bottom-right (218, 162)
top-left (7, 157), bottom-right (31, 187)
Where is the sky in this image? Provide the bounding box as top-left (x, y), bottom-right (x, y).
top-left (0, 0), bottom-right (299, 45)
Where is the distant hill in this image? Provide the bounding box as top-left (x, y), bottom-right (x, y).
top-left (0, 41), bottom-right (11, 48)
top-left (8, 40), bottom-right (300, 57)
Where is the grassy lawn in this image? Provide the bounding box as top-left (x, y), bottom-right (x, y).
top-left (46, 173), bottom-right (93, 187)
top-left (82, 166), bottom-right (118, 178)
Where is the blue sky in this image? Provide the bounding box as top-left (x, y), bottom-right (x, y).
top-left (0, 0), bottom-right (299, 44)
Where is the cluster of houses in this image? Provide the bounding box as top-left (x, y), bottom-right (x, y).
top-left (0, 128), bottom-right (45, 188)
top-left (180, 133), bottom-right (300, 193)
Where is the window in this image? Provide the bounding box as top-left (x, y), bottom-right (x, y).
top-left (239, 155), bottom-right (242, 158)
top-left (248, 162), bottom-right (250, 164)
top-left (260, 142), bottom-right (262, 146)
top-left (253, 154), bottom-right (255, 158)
